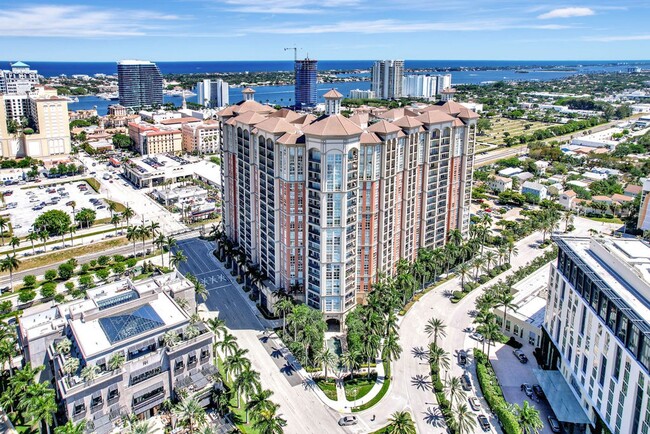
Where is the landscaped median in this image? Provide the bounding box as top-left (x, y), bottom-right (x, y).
top-left (351, 361), bottom-right (390, 412)
top-left (451, 263), bottom-right (511, 303)
top-left (474, 349), bottom-right (521, 434)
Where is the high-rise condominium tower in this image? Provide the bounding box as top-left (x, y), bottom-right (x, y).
top-left (294, 58), bottom-right (318, 109)
top-left (194, 79), bottom-right (229, 108)
top-left (0, 61), bottom-right (39, 95)
top-left (371, 60), bottom-right (404, 99)
top-left (217, 88), bottom-right (478, 328)
top-left (117, 60), bottom-right (163, 108)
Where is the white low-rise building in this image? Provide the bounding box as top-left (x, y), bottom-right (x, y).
top-left (487, 175), bottom-right (512, 193)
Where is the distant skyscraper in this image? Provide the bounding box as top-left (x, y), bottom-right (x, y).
top-left (371, 60), bottom-right (404, 99)
top-left (194, 79), bottom-right (229, 108)
top-left (294, 58), bottom-right (317, 109)
top-left (0, 61), bottom-right (39, 95)
top-left (437, 74), bottom-right (452, 93)
top-left (117, 60), bottom-right (163, 108)
top-left (402, 75), bottom-right (437, 99)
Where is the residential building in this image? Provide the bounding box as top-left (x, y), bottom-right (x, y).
top-left (117, 60), bottom-right (163, 108)
top-left (349, 89), bottom-right (376, 99)
top-left (128, 123), bottom-right (182, 156)
top-left (402, 75), bottom-right (437, 99)
top-left (440, 88), bottom-right (457, 102)
top-left (294, 58), bottom-right (318, 109)
top-left (639, 179), bottom-right (650, 230)
top-left (521, 181), bottom-right (548, 201)
top-left (540, 236), bottom-right (650, 434)
top-left (559, 190), bottom-right (577, 210)
top-left (218, 88), bottom-right (478, 327)
top-left (18, 271), bottom-right (217, 433)
top-left (498, 167), bottom-right (523, 177)
top-left (0, 85), bottom-right (71, 158)
top-left (514, 171), bottom-right (534, 182)
top-left (194, 79), bottom-right (229, 108)
top-left (487, 175), bottom-right (512, 193)
top-left (371, 60), bottom-right (404, 99)
top-left (547, 183), bottom-right (564, 196)
top-left (437, 74), bottom-right (452, 94)
top-left (0, 61), bottom-right (39, 95)
top-left (181, 120), bottom-right (220, 154)
top-left (495, 265), bottom-right (550, 347)
top-left (625, 184), bottom-right (643, 198)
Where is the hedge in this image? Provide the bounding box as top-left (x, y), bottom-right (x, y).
top-left (474, 349), bottom-right (521, 434)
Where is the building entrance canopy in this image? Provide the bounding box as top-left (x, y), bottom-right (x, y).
top-left (533, 369), bottom-right (591, 424)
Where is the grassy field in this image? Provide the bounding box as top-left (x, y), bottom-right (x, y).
top-left (479, 117), bottom-right (560, 146)
top-left (587, 216), bottom-right (624, 224)
top-left (314, 378), bottom-right (338, 401)
top-left (352, 361), bottom-right (391, 412)
top-left (344, 374), bottom-right (376, 401)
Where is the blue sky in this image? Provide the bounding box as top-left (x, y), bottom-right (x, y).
top-left (0, 0), bottom-right (649, 61)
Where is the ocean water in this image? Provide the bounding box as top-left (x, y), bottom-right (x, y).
top-left (10, 59), bottom-right (646, 114)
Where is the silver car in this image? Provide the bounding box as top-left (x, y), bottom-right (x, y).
top-left (338, 416), bottom-right (358, 426)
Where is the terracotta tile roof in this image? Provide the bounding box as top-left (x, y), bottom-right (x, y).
top-left (291, 114), bottom-right (317, 126)
top-left (367, 120), bottom-right (402, 134)
top-left (232, 100), bottom-right (275, 115)
top-left (159, 117), bottom-right (201, 125)
top-left (254, 117), bottom-right (297, 134)
top-left (242, 87), bottom-right (255, 94)
top-left (277, 132), bottom-right (305, 145)
top-left (393, 116), bottom-right (423, 129)
top-left (458, 106), bottom-right (480, 120)
top-left (625, 184), bottom-right (642, 195)
top-left (592, 195), bottom-right (612, 202)
top-left (360, 131), bottom-right (382, 144)
top-left (232, 111), bottom-right (267, 125)
top-left (611, 193), bottom-right (634, 203)
top-left (397, 130), bottom-right (406, 138)
top-left (433, 100), bottom-right (463, 115)
top-left (302, 114), bottom-right (363, 137)
top-left (416, 111), bottom-right (455, 125)
top-left (377, 108), bottom-right (405, 120)
top-left (349, 113), bottom-right (369, 126)
top-left (225, 118), bottom-right (237, 126)
top-left (453, 118), bottom-right (465, 127)
top-left (563, 190), bottom-right (577, 198)
top-left (268, 108), bottom-right (302, 122)
top-left (323, 89), bottom-right (343, 99)
top-left (217, 106), bottom-right (235, 117)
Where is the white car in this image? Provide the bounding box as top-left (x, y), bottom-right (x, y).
top-left (470, 332), bottom-right (484, 342)
top-left (338, 416), bottom-right (358, 426)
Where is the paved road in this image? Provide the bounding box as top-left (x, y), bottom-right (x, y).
top-left (175, 238), bottom-right (351, 434)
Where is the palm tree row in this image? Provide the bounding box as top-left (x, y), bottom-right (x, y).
top-left (474, 282), bottom-right (513, 358)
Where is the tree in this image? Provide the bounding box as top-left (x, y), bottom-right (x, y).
top-left (126, 225), bottom-right (138, 257)
top-left (382, 332), bottom-right (402, 362)
top-left (496, 288), bottom-right (516, 331)
top-left (23, 389), bottom-right (57, 434)
top-left (68, 201), bottom-right (76, 218)
top-left (515, 401), bottom-right (544, 434)
top-left (452, 403), bottom-right (477, 434)
top-left (234, 366), bottom-right (261, 409)
top-left (386, 411), bottom-right (416, 434)
top-left (62, 357), bottom-right (79, 377)
top-left (9, 237), bottom-right (19, 255)
top-left (315, 348), bottom-right (338, 379)
top-left (424, 317), bottom-right (447, 347)
top-left (0, 254), bottom-right (20, 291)
top-left (54, 421), bottom-right (86, 434)
top-left (224, 347), bottom-right (251, 383)
top-left (112, 133), bottom-right (132, 149)
top-left (0, 217), bottom-right (7, 245)
top-left (162, 330), bottom-right (180, 348)
top-left (122, 205), bottom-right (135, 227)
top-left (80, 364), bottom-right (99, 382)
top-left (108, 352), bottom-right (125, 371)
top-left (154, 233), bottom-right (166, 267)
top-left (274, 298), bottom-right (293, 336)
top-left (446, 376), bottom-right (467, 410)
top-left (206, 318), bottom-right (226, 364)
top-left (166, 236), bottom-right (178, 265)
top-left (217, 332), bottom-right (239, 358)
top-left (458, 262), bottom-right (471, 289)
top-left (74, 208), bottom-right (96, 229)
top-left (171, 250), bottom-right (187, 269)
top-left (0, 338), bottom-right (16, 377)
top-left (252, 404), bottom-right (287, 434)
top-left (245, 389), bottom-right (275, 424)
top-left (33, 210), bottom-right (72, 236)
top-left (173, 397), bottom-right (206, 432)
top-left (27, 232), bottom-right (39, 255)
top-left (428, 343), bottom-right (450, 374)
top-left (58, 262), bottom-right (75, 280)
top-left (55, 337), bottom-right (72, 355)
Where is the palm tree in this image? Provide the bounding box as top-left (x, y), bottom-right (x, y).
top-left (496, 288), bottom-right (516, 331)
top-left (38, 231), bottom-right (49, 252)
top-left (563, 210), bottom-right (575, 232)
top-left (453, 403), bottom-right (477, 434)
top-left (122, 205), bottom-right (135, 227)
top-left (484, 250), bottom-right (496, 272)
top-left (515, 401), bottom-right (544, 434)
top-left (162, 330), bottom-right (180, 348)
top-left (218, 332), bottom-right (239, 359)
top-left (173, 397), bottom-right (207, 432)
top-left (507, 241), bottom-right (519, 263)
top-left (62, 357), bottom-right (79, 377)
top-left (166, 235), bottom-right (178, 265)
top-left (424, 317), bottom-right (447, 347)
top-left (55, 337), bottom-right (72, 355)
top-left (24, 391), bottom-right (57, 434)
top-left (428, 343), bottom-right (450, 374)
top-left (252, 404), bottom-right (287, 434)
top-left (195, 281), bottom-right (208, 304)
top-left (9, 237), bottom-right (19, 255)
top-left (274, 298), bottom-right (293, 336)
top-left (80, 364), bottom-right (99, 382)
top-left (206, 317), bottom-right (226, 364)
top-left (458, 262), bottom-right (471, 289)
top-left (126, 225), bottom-right (138, 257)
top-left (245, 389), bottom-right (275, 424)
top-left (153, 233), bottom-right (166, 266)
top-left (224, 348), bottom-right (251, 383)
top-left (315, 348), bottom-right (338, 379)
top-left (68, 224), bottom-right (76, 247)
top-left (482, 320), bottom-right (501, 359)
top-left (386, 410), bottom-right (416, 434)
top-left (0, 338), bottom-right (15, 377)
top-left (0, 217), bottom-right (7, 245)
top-left (27, 232), bottom-right (38, 255)
top-left (383, 332), bottom-right (402, 362)
top-left (68, 201), bottom-right (76, 219)
top-left (108, 352), bottom-right (125, 371)
top-left (234, 366), bottom-right (261, 408)
top-left (171, 250), bottom-right (187, 269)
top-left (124, 419), bottom-right (155, 434)
top-left (149, 221), bottom-right (161, 238)
top-left (472, 257), bottom-right (485, 280)
top-left (138, 224), bottom-right (151, 256)
top-left (110, 214), bottom-right (121, 237)
top-left (0, 254), bottom-right (20, 291)
top-left (448, 229), bottom-right (463, 246)
top-left (54, 421), bottom-right (86, 434)
top-left (446, 376), bottom-right (467, 410)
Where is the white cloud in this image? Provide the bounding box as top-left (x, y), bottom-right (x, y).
top-left (585, 34), bottom-right (650, 42)
top-left (251, 19), bottom-right (570, 34)
top-left (217, 0), bottom-right (361, 14)
top-left (0, 5), bottom-right (181, 37)
top-left (538, 7), bottom-right (595, 19)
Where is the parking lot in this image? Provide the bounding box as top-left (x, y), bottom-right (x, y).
top-left (490, 343), bottom-right (556, 434)
top-left (6, 180), bottom-right (112, 238)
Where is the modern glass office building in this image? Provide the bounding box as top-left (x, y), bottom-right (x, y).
top-left (294, 58), bottom-right (318, 109)
top-left (117, 60), bottom-right (163, 108)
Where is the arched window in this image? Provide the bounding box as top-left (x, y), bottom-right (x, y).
top-left (243, 130), bottom-right (249, 140)
top-left (443, 127), bottom-right (451, 138)
top-left (431, 129), bottom-right (441, 140)
top-left (237, 127), bottom-right (243, 139)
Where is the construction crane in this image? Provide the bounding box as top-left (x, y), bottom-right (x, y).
top-left (284, 46), bottom-right (300, 61)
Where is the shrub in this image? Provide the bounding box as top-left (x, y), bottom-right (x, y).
top-left (478, 275), bottom-right (490, 284)
top-left (79, 275), bottom-right (94, 288)
top-left (41, 282), bottom-right (57, 299)
top-left (80, 264), bottom-right (90, 274)
top-left (58, 262), bottom-right (75, 280)
top-left (0, 300), bottom-right (12, 314)
top-left (23, 275), bottom-right (37, 287)
top-left (44, 269), bottom-right (57, 281)
top-left (18, 289), bottom-right (36, 303)
top-left (89, 259), bottom-right (97, 268)
top-left (96, 268), bottom-right (110, 280)
top-left (452, 290), bottom-right (464, 299)
top-left (54, 294), bottom-right (65, 303)
top-left (97, 255), bottom-right (111, 267)
top-left (113, 254), bottom-right (126, 263)
top-left (126, 258), bottom-right (137, 268)
top-left (112, 263), bottom-right (126, 275)
top-left (64, 282), bottom-right (74, 291)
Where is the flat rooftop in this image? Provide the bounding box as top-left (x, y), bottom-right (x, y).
top-left (559, 236), bottom-right (650, 325)
top-left (509, 264), bottom-right (551, 328)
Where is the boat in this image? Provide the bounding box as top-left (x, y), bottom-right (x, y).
top-left (514, 70), bottom-right (529, 74)
top-left (97, 92), bottom-right (119, 100)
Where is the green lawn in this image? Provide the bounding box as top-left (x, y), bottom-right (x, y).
top-left (314, 378), bottom-right (338, 401)
top-left (344, 374), bottom-right (376, 401)
top-left (352, 361), bottom-right (391, 412)
top-left (587, 216), bottom-right (624, 224)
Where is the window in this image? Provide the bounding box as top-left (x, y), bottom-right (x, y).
top-left (91, 395), bottom-right (103, 408)
top-left (582, 354), bottom-right (588, 374)
top-left (325, 154), bottom-right (343, 191)
top-left (174, 359), bottom-right (184, 372)
top-left (131, 366), bottom-right (162, 386)
top-left (579, 305), bottom-right (587, 335)
top-left (133, 386), bottom-right (164, 407)
top-left (73, 402), bottom-right (85, 415)
top-left (188, 354), bottom-right (197, 367)
top-left (613, 346), bottom-right (622, 380)
top-left (201, 348), bottom-right (209, 360)
top-left (599, 355), bottom-right (607, 387)
top-left (505, 320), bottom-right (511, 332)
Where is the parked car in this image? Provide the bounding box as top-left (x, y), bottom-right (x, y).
top-left (470, 332), bottom-right (484, 342)
top-left (338, 416), bottom-right (358, 426)
top-left (521, 383), bottom-right (533, 397)
top-left (458, 350), bottom-right (467, 366)
top-left (547, 416), bottom-right (561, 433)
top-left (513, 349), bottom-right (528, 364)
top-left (477, 414), bottom-right (490, 432)
top-left (469, 396), bottom-right (481, 411)
top-left (461, 373), bottom-right (472, 391)
top-left (532, 384), bottom-right (545, 399)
